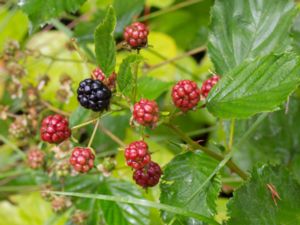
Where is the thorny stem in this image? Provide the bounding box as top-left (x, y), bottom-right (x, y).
top-left (164, 123), bottom-right (249, 180)
top-left (87, 118), bottom-right (100, 149)
top-left (137, 0), bottom-right (204, 22)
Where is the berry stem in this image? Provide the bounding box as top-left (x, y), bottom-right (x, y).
top-left (164, 123), bottom-right (249, 180)
top-left (227, 119), bottom-right (235, 152)
top-left (71, 117), bottom-right (99, 130)
top-left (87, 118), bottom-right (100, 148)
top-left (133, 51), bottom-right (140, 102)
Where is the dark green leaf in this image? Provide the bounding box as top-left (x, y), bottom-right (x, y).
top-left (69, 106), bottom-right (91, 127)
top-left (117, 54), bottom-right (143, 97)
top-left (74, 10), bottom-right (106, 44)
top-left (137, 76), bottom-right (171, 100)
top-left (227, 165), bottom-right (300, 225)
top-left (208, 0), bottom-right (297, 74)
top-left (207, 53), bottom-right (300, 119)
top-left (160, 152), bottom-right (221, 224)
top-left (20, 0), bottom-right (86, 31)
top-left (99, 178), bottom-right (150, 225)
top-left (94, 6), bottom-right (117, 76)
top-left (113, 0), bottom-right (146, 35)
top-left (91, 113), bottom-right (130, 154)
top-left (230, 97), bottom-right (300, 183)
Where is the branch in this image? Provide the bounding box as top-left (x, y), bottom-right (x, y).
top-left (164, 123), bottom-right (249, 180)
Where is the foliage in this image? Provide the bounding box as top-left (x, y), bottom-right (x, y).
top-left (1, 0), bottom-right (300, 224)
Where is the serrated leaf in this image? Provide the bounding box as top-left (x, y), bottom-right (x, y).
top-left (160, 152), bottom-right (221, 224)
top-left (207, 53), bottom-right (300, 119)
top-left (208, 0), bottom-right (297, 74)
top-left (20, 0), bottom-right (86, 31)
top-left (137, 76), bottom-right (171, 100)
top-left (99, 178), bottom-right (150, 225)
top-left (227, 165), bottom-right (300, 225)
top-left (117, 54), bottom-right (143, 97)
top-left (94, 6), bottom-right (116, 76)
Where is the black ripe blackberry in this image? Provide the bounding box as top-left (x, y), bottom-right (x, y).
top-left (77, 79), bottom-right (111, 112)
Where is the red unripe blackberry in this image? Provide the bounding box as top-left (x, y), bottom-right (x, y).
top-left (40, 114), bottom-right (71, 144)
top-left (92, 68), bottom-right (105, 81)
top-left (27, 149), bottom-right (45, 169)
top-left (133, 161), bottom-right (162, 188)
top-left (133, 99), bottom-right (159, 127)
top-left (201, 75), bottom-right (220, 98)
top-left (125, 140), bottom-right (151, 169)
top-left (69, 147), bottom-right (95, 173)
top-left (124, 22), bottom-right (149, 49)
top-left (171, 80), bottom-right (201, 111)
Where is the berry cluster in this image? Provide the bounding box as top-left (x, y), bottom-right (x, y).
top-left (201, 75), bottom-right (220, 98)
top-left (35, 21), bottom-right (221, 191)
top-left (133, 161), bottom-right (162, 188)
top-left (27, 149), bottom-right (45, 169)
top-left (124, 140), bottom-right (162, 188)
top-left (172, 80), bottom-right (201, 111)
top-left (77, 78), bottom-right (112, 112)
top-left (69, 147), bottom-right (95, 173)
top-left (124, 22), bottom-right (149, 49)
top-left (40, 114), bottom-right (71, 144)
top-left (133, 99), bottom-right (159, 128)
top-left (125, 141), bottom-right (151, 169)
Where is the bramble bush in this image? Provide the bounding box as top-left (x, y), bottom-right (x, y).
top-left (1, 0), bottom-right (300, 224)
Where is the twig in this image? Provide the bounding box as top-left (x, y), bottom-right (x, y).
top-left (41, 101), bottom-right (71, 117)
top-left (147, 46), bottom-right (206, 71)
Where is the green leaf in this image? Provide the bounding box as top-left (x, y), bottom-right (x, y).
top-left (229, 97), bottom-right (300, 183)
top-left (207, 53), bottom-right (300, 119)
top-left (99, 178), bottom-right (150, 225)
top-left (291, 14), bottom-right (300, 55)
top-left (94, 6), bottom-right (116, 76)
top-left (117, 54), bottom-right (143, 97)
top-left (227, 165), bottom-right (300, 225)
top-left (74, 10), bottom-right (106, 43)
top-left (160, 152), bottom-right (221, 224)
top-left (208, 0), bottom-right (297, 74)
top-left (69, 106), bottom-right (91, 127)
top-left (137, 76), bottom-right (172, 100)
top-left (113, 0), bottom-right (146, 35)
top-left (20, 0), bottom-right (86, 32)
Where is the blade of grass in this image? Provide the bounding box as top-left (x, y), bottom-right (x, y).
top-left (51, 191), bottom-right (220, 225)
